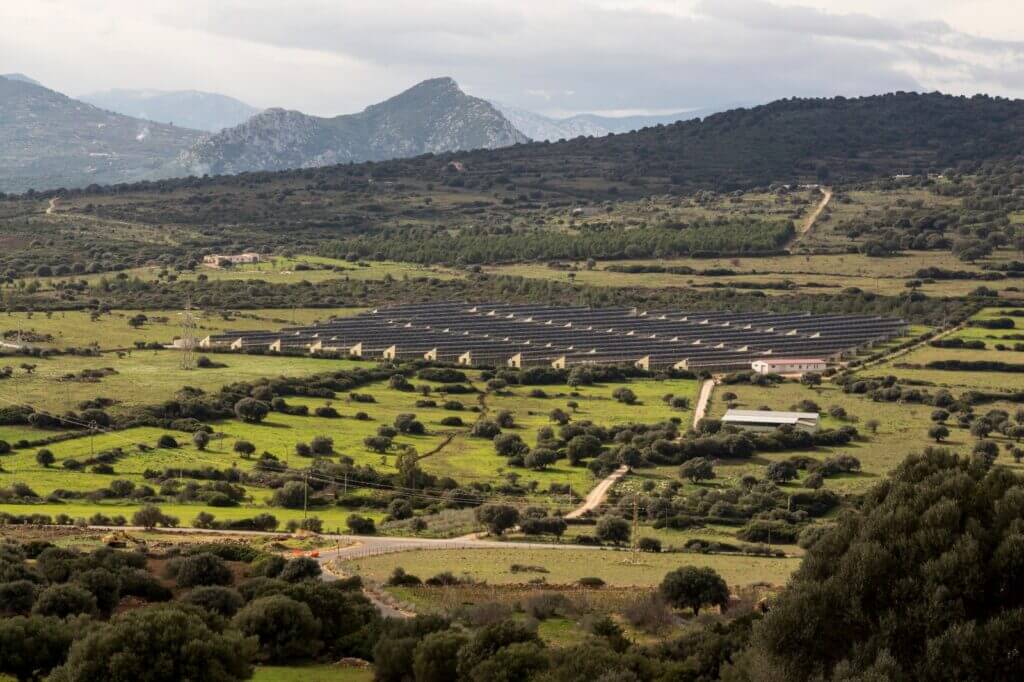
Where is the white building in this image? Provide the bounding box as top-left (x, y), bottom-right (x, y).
top-left (722, 409), bottom-right (820, 433)
top-left (751, 358), bottom-right (826, 375)
top-left (203, 252), bottom-right (261, 267)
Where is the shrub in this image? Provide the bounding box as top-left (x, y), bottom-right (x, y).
top-left (595, 515), bottom-right (630, 545)
top-left (35, 449), bottom-right (55, 467)
top-left (523, 592), bottom-right (574, 620)
top-left (172, 553), bottom-right (233, 588)
top-left (250, 555), bottom-right (287, 579)
top-left (278, 557), bottom-right (321, 582)
top-left (234, 398), bottom-right (270, 424)
top-left (0, 580), bottom-right (36, 614)
top-left (387, 567), bottom-right (423, 587)
top-left (157, 435), bottom-right (178, 449)
top-left (638, 537), bottom-right (662, 553)
top-left (576, 576), bottom-right (605, 588)
top-left (74, 568), bottom-right (121, 615)
top-left (413, 630), bottom-right (467, 682)
top-left (233, 595), bottom-right (321, 663)
top-left (310, 436), bottom-right (334, 455)
top-left (32, 583), bottom-right (97, 618)
top-left (117, 568), bottom-right (172, 602)
top-left (475, 504), bottom-right (519, 535)
top-left (470, 420), bottom-right (501, 439)
top-left (622, 593), bottom-right (675, 633)
top-left (183, 585), bottom-right (245, 617)
top-left (62, 605), bottom-right (255, 679)
top-left (346, 515), bottom-right (376, 535)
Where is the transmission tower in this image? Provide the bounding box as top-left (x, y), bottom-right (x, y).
top-left (180, 297), bottom-right (197, 371)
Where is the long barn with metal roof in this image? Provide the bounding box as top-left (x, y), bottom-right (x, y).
top-left (199, 303), bottom-right (907, 372)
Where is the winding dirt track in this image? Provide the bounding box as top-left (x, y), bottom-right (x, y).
top-left (801, 187), bottom-right (832, 234)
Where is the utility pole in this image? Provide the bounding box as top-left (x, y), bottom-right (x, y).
top-left (89, 420), bottom-right (97, 458)
top-left (180, 297), bottom-right (197, 371)
top-left (302, 472), bottom-right (308, 520)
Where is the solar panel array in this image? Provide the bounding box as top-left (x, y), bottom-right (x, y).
top-left (200, 303), bottom-right (907, 372)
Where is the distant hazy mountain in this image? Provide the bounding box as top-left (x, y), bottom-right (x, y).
top-left (0, 75), bottom-right (203, 194)
top-left (1, 73), bottom-right (41, 87)
top-left (179, 77), bottom-right (529, 175)
top-left (80, 89), bottom-right (260, 132)
top-left (495, 103), bottom-right (725, 141)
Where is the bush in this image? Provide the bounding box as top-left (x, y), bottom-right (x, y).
top-left (278, 557), bottom-right (322, 582)
top-left (157, 435), bottom-right (178, 449)
top-left (387, 567), bottom-right (423, 587)
top-left (595, 515), bottom-right (630, 545)
top-left (637, 537), bottom-right (662, 553)
top-left (439, 416), bottom-right (464, 427)
top-left (577, 576), bottom-right (605, 588)
top-left (346, 515), bottom-right (376, 535)
top-left (523, 592), bottom-right (574, 620)
top-left (250, 555), bottom-right (287, 579)
top-left (470, 420), bottom-right (501, 439)
top-left (622, 593), bottom-right (675, 633)
top-left (74, 568), bottom-right (121, 615)
top-left (475, 504), bottom-right (519, 535)
top-left (234, 398), bottom-right (270, 424)
top-left (117, 568), bottom-right (172, 602)
top-left (0, 614), bottom-right (74, 681)
top-left (233, 595), bottom-right (321, 663)
top-left (61, 604), bottom-right (255, 679)
top-left (172, 553), bottom-right (233, 588)
top-left (32, 583), bottom-right (97, 618)
top-left (183, 585), bottom-right (245, 617)
top-left (413, 630), bottom-right (467, 682)
top-left (0, 580), bottom-right (36, 614)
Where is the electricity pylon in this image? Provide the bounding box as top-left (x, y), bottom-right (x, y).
top-left (180, 298), bottom-right (197, 370)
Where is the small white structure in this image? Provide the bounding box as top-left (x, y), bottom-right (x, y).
top-left (751, 358), bottom-right (826, 375)
top-left (203, 252), bottom-right (261, 267)
top-left (722, 409), bottom-right (820, 433)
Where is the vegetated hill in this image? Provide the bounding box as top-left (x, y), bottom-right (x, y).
top-left (0, 75), bottom-right (203, 194)
top-left (80, 89), bottom-right (260, 132)
top-left (178, 77), bottom-right (530, 175)
top-left (495, 102), bottom-right (724, 141)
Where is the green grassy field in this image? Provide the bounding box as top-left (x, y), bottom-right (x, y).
top-left (0, 351), bottom-right (369, 415)
top-left (0, 371), bottom-right (700, 532)
top-left (343, 546), bottom-right (798, 588)
top-left (16, 256), bottom-right (463, 293)
top-left (483, 250), bottom-right (1024, 298)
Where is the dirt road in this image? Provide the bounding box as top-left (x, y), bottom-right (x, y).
top-left (693, 378), bottom-right (717, 429)
top-left (565, 465), bottom-right (628, 519)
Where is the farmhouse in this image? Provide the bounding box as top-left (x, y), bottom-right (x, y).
top-left (751, 358), bottom-right (826, 375)
top-left (202, 252), bottom-right (260, 267)
top-left (722, 409), bottom-right (820, 433)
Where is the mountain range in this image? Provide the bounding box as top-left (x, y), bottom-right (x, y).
top-left (0, 75), bottom-right (203, 194)
top-left (494, 104), bottom-right (725, 141)
top-left (178, 77), bottom-right (529, 176)
top-left (79, 89), bottom-right (260, 132)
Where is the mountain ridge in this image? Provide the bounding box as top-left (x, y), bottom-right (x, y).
top-left (79, 89), bottom-right (260, 132)
top-left (0, 75), bottom-right (203, 194)
top-left (179, 77), bottom-right (529, 175)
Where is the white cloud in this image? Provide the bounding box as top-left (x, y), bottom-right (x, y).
top-left (0, 0), bottom-right (1021, 117)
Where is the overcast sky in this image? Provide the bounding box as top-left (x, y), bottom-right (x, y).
top-left (2, 0), bottom-right (1023, 117)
